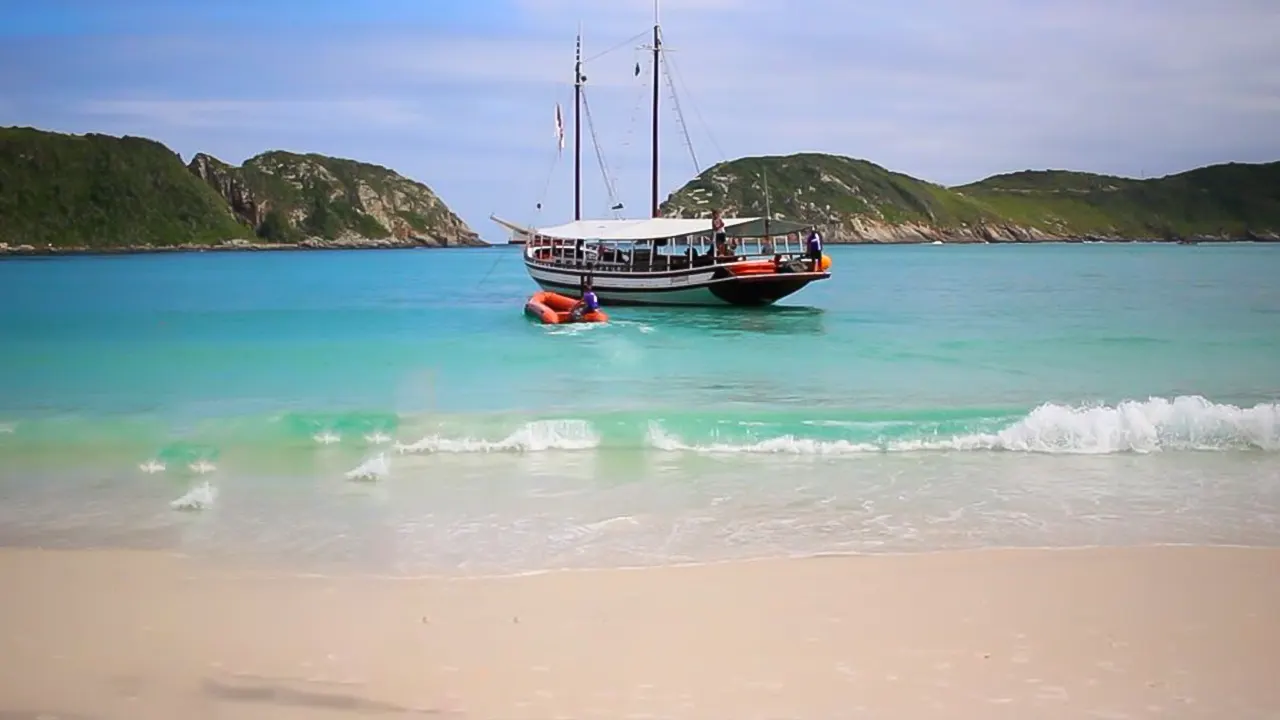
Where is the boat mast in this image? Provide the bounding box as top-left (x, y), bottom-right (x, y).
top-left (574, 29), bottom-right (584, 222)
top-left (650, 1), bottom-right (661, 218)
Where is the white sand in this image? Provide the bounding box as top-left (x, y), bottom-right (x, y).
top-left (1, 545), bottom-right (1278, 719)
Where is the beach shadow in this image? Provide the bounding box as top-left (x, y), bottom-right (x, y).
top-left (202, 677), bottom-right (448, 716)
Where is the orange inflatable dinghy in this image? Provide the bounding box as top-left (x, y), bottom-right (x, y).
top-left (524, 290), bottom-right (609, 325)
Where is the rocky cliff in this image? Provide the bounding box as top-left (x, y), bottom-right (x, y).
top-left (659, 153), bottom-right (1280, 243)
top-left (0, 127), bottom-right (482, 254)
top-left (187, 151), bottom-right (482, 248)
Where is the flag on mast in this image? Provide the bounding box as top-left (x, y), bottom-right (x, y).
top-left (554, 102), bottom-right (565, 153)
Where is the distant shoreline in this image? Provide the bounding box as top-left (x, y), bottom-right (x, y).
top-left (0, 239), bottom-right (502, 259)
top-left (2, 235), bottom-right (1276, 259)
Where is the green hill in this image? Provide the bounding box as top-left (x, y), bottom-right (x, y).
top-left (188, 151), bottom-right (480, 247)
top-left (5, 126), bottom-right (1275, 252)
top-left (0, 127), bottom-right (481, 254)
top-left (660, 153), bottom-right (1280, 243)
top-left (0, 126), bottom-right (245, 250)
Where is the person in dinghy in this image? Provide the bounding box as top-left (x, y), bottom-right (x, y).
top-left (570, 280), bottom-right (601, 322)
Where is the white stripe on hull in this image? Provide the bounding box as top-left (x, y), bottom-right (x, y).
top-left (526, 263), bottom-right (717, 290)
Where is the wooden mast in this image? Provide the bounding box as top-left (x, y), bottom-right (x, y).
top-left (574, 29), bottom-right (583, 221)
top-left (650, 2), bottom-right (661, 218)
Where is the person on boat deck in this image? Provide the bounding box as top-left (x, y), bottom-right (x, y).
top-left (711, 209), bottom-right (727, 246)
top-left (760, 236), bottom-right (774, 255)
top-left (806, 228), bottom-right (824, 270)
top-left (714, 236), bottom-right (734, 260)
top-left (571, 281), bottom-right (600, 321)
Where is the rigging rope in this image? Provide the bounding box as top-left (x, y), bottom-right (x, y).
top-left (660, 49), bottom-right (700, 175)
top-left (583, 30), bottom-right (651, 63)
top-left (609, 51), bottom-right (652, 209)
top-left (526, 84), bottom-right (569, 227)
top-left (475, 244), bottom-right (512, 287)
top-left (663, 50), bottom-right (727, 165)
top-left (531, 144), bottom-right (561, 224)
top-left (580, 87), bottom-right (622, 217)
top-left (516, 28), bottom-right (720, 222)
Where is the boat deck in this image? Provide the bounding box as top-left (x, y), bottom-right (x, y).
top-left (527, 244), bottom-right (816, 274)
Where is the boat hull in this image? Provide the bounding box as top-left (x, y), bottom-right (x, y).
top-left (525, 260), bottom-right (829, 307)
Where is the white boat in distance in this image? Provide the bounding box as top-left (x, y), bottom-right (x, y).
top-left (490, 6), bottom-right (832, 307)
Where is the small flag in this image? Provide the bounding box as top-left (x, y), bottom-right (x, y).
top-left (634, 61), bottom-right (641, 76)
top-left (554, 103), bottom-right (565, 152)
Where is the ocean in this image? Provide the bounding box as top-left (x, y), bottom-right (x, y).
top-left (1, 242), bottom-right (1278, 576)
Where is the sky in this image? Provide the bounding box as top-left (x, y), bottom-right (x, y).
top-left (3, 0), bottom-right (1279, 243)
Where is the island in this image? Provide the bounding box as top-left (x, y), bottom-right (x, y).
top-left (3, 126), bottom-right (1278, 255)
top-left (0, 126), bottom-right (482, 255)
top-left (660, 153), bottom-right (1280, 243)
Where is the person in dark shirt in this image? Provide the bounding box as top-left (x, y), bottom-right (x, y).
top-left (806, 228), bottom-right (824, 271)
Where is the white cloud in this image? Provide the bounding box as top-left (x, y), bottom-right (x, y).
top-left (78, 98), bottom-right (432, 130)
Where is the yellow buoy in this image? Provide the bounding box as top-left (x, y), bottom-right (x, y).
top-left (820, 254), bottom-right (833, 271)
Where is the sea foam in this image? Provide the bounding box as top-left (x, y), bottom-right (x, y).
top-left (395, 419), bottom-right (599, 454)
top-left (345, 453), bottom-right (391, 481)
top-left (171, 481), bottom-right (217, 511)
top-left (646, 396), bottom-right (1280, 455)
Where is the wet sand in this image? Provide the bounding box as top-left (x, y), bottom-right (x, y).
top-left (1, 545), bottom-right (1278, 719)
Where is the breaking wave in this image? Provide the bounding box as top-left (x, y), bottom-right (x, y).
top-left (171, 481), bottom-right (217, 511)
top-left (394, 419), bottom-right (600, 454)
top-left (345, 453), bottom-right (391, 481)
top-left (647, 396), bottom-right (1280, 455)
top-left (3, 396), bottom-right (1276, 471)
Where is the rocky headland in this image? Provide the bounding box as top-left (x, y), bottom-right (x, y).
top-left (0, 126), bottom-right (482, 255)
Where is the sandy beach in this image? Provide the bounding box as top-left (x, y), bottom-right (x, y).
top-left (0, 545), bottom-right (1277, 719)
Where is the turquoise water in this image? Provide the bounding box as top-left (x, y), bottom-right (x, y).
top-left (1, 243), bottom-right (1279, 574)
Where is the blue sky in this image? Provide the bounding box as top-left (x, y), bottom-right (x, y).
top-left (3, 0), bottom-right (1279, 243)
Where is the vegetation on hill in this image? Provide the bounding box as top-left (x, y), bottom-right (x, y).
top-left (0, 126), bottom-right (245, 249)
top-left (4, 126), bottom-right (1275, 252)
top-left (0, 127), bottom-right (481, 253)
top-left (660, 152), bottom-right (1280, 243)
top-left (188, 151), bottom-right (480, 247)
top-left (956, 162), bottom-right (1280, 240)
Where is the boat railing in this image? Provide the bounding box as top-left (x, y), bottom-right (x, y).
top-left (526, 235), bottom-right (816, 272)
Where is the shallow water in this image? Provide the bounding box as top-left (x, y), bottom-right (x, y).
top-left (1, 242), bottom-right (1278, 575)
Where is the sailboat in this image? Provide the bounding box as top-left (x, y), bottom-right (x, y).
top-left (491, 7), bottom-right (832, 307)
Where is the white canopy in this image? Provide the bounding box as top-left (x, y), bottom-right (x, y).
top-left (533, 216), bottom-right (811, 242)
